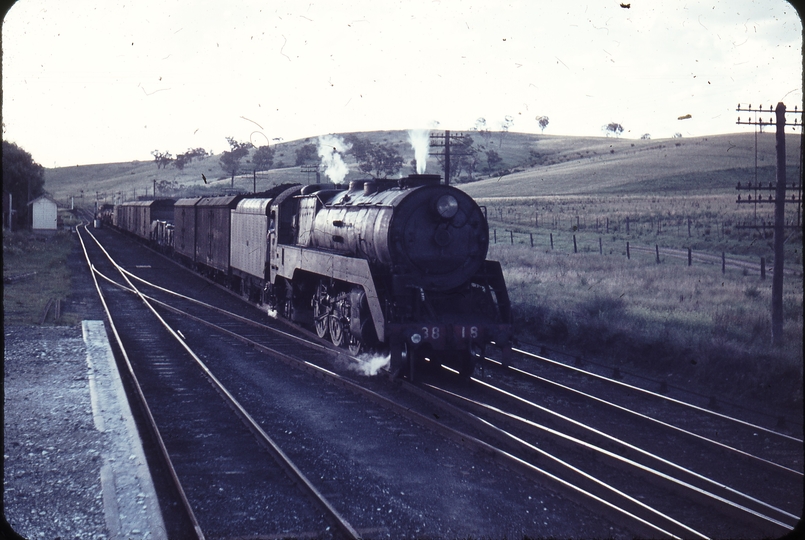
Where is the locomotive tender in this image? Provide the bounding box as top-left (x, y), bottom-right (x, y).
top-left (113, 174), bottom-right (512, 378)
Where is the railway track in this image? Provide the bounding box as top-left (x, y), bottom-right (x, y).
top-left (425, 346), bottom-right (802, 538)
top-left (78, 223), bottom-right (801, 538)
top-left (78, 224), bottom-right (360, 539)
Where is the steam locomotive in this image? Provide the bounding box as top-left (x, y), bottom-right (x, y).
top-left (111, 174), bottom-right (512, 378)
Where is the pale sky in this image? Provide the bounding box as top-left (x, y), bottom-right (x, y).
top-left (2, 0), bottom-right (802, 168)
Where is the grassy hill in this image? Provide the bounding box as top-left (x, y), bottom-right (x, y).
top-left (44, 130), bottom-right (801, 206)
top-left (457, 131), bottom-right (801, 199)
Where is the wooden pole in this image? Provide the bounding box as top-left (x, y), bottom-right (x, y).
top-left (771, 102), bottom-right (786, 345)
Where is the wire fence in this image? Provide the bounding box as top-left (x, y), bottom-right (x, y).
top-left (488, 227), bottom-right (802, 278)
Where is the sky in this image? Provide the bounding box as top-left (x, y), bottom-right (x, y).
top-left (2, 0), bottom-right (803, 168)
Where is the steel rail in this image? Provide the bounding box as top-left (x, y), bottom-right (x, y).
top-left (487, 356), bottom-right (803, 477)
top-left (117, 258), bottom-right (339, 355)
top-left (84, 227), bottom-right (363, 540)
top-left (429, 378), bottom-right (798, 530)
top-left (424, 383), bottom-right (713, 538)
top-left (511, 347), bottom-right (802, 444)
top-left (76, 226), bottom-right (206, 540)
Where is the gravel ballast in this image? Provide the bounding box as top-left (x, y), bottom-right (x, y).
top-left (3, 322), bottom-right (166, 540)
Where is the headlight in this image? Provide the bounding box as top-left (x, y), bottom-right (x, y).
top-left (435, 194), bottom-right (459, 219)
top-left (410, 333), bottom-right (422, 344)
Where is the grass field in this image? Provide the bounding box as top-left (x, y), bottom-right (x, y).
top-left (493, 242), bottom-right (802, 409)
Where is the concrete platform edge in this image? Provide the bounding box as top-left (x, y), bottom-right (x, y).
top-left (83, 320), bottom-right (167, 540)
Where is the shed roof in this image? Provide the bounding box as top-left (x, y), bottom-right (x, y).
top-left (27, 195), bottom-right (58, 206)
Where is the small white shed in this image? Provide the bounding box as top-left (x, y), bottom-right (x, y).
top-left (29, 195), bottom-right (58, 232)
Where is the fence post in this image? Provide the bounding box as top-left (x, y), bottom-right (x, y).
top-left (573, 235), bottom-right (578, 253)
top-left (606, 217), bottom-right (609, 233)
top-left (535, 213), bottom-right (538, 228)
top-left (761, 257), bottom-right (766, 280)
top-left (599, 237), bottom-right (603, 255)
top-left (510, 230), bottom-right (514, 244)
top-left (722, 252), bottom-right (726, 274)
top-left (530, 233), bottom-right (534, 247)
top-left (550, 233), bottom-right (554, 249)
top-left (688, 247), bottom-right (692, 266)
top-left (494, 229), bottom-right (497, 243)
top-left (688, 218), bottom-right (692, 238)
top-left (626, 241), bottom-right (630, 260)
top-left (655, 245), bottom-right (660, 264)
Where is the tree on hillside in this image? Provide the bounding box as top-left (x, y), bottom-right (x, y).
top-left (604, 122), bottom-right (624, 137)
top-left (173, 147), bottom-right (208, 171)
top-left (3, 141), bottom-right (45, 228)
top-left (498, 115), bottom-right (514, 147)
top-left (219, 137), bottom-right (253, 187)
top-left (295, 143), bottom-right (318, 166)
top-left (350, 139), bottom-right (403, 178)
top-left (151, 150), bottom-right (174, 169)
top-left (484, 149), bottom-right (503, 173)
top-left (252, 145), bottom-right (275, 172)
top-left (474, 117), bottom-right (493, 147)
top-left (640, 133), bottom-right (651, 140)
top-left (537, 116), bottom-right (549, 133)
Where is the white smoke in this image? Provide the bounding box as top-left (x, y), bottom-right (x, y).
top-left (317, 134), bottom-right (352, 184)
top-left (347, 352), bottom-right (391, 376)
top-left (407, 129), bottom-right (430, 174)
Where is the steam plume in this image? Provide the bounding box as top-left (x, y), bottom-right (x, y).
top-left (407, 129), bottom-right (430, 174)
top-left (347, 353), bottom-right (390, 376)
top-left (317, 135), bottom-right (352, 184)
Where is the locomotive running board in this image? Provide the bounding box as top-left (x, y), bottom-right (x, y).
top-left (272, 245), bottom-right (387, 342)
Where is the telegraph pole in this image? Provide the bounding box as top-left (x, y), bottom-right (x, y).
top-left (736, 102), bottom-right (802, 345)
top-left (430, 130), bottom-right (473, 185)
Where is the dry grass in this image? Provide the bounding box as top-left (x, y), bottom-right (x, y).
top-left (493, 242), bottom-right (803, 410)
top-left (3, 230), bottom-right (77, 326)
